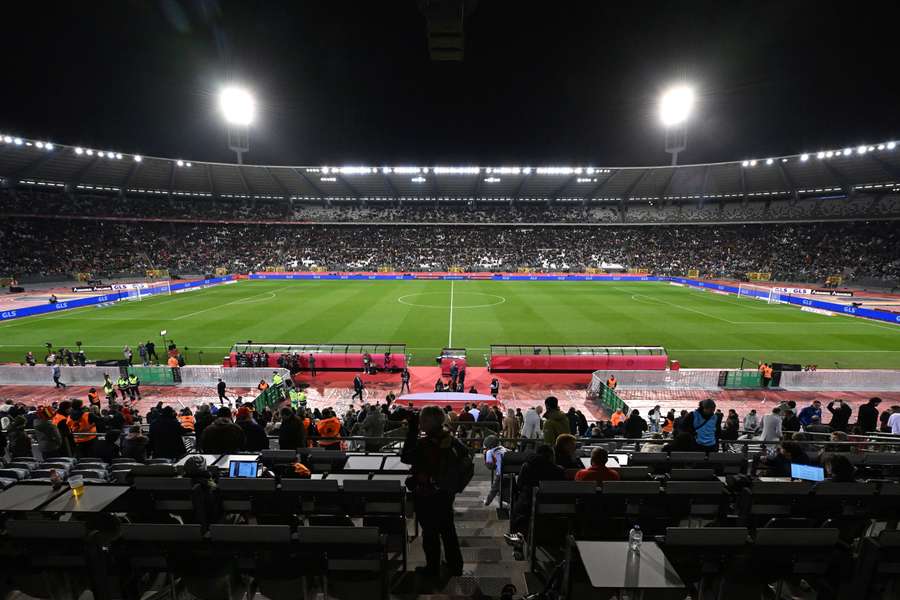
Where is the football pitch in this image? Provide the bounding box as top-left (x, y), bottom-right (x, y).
top-left (1, 279), bottom-right (899, 368)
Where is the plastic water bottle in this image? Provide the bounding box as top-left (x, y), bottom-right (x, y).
top-left (628, 525), bottom-right (643, 552)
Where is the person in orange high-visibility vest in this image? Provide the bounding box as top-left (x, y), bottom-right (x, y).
top-left (316, 409), bottom-right (342, 449)
top-left (258, 379), bottom-right (269, 392)
top-left (606, 375), bottom-right (617, 390)
top-left (178, 407), bottom-right (196, 432)
top-left (66, 399), bottom-right (97, 456)
top-left (87, 388), bottom-right (100, 407)
top-left (610, 409), bottom-right (625, 427)
top-left (761, 364), bottom-right (774, 388)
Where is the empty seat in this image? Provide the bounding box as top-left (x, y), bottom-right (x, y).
top-left (669, 468), bottom-right (716, 481)
top-left (617, 466), bottom-right (651, 481)
top-left (664, 527), bottom-right (752, 598)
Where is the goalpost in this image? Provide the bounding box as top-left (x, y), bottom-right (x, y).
top-left (737, 283), bottom-right (787, 304)
top-left (123, 280), bottom-right (172, 302)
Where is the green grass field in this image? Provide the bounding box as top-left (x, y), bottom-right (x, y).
top-left (1, 280), bottom-right (898, 368)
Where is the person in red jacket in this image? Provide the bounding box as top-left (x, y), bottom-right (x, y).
top-left (574, 447), bottom-right (621, 483)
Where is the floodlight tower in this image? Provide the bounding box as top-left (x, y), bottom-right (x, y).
top-left (219, 86), bottom-right (256, 164)
top-left (659, 85), bottom-right (695, 166)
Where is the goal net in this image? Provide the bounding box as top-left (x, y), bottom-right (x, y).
top-left (737, 283), bottom-right (787, 304)
top-left (122, 280), bottom-right (172, 302)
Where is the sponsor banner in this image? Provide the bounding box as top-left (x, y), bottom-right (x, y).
top-left (802, 306), bottom-right (835, 317)
top-left (773, 287), bottom-right (812, 295)
top-left (112, 282), bottom-right (150, 291)
top-left (811, 289), bottom-right (854, 297)
top-left (670, 277), bottom-right (900, 325)
top-left (0, 275), bottom-right (236, 322)
top-left (249, 272), bottom-right (659, 282)
top-left (72, 285), bottom-right (114, 292)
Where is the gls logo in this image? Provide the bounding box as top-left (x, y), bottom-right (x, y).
top-left (1, 311), bottom-right (16, 318)
top-left (55, 302), bottom-right (68, 309)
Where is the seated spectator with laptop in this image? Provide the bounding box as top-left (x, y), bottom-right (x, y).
top-left (574, 447), bottom-right (621, 483)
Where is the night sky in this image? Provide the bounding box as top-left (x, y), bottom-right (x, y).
top-left (2, 0), bottom-right (897, 167)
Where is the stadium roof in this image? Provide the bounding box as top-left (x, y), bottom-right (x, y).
top-left (1, 134), bottom-right (898, 203)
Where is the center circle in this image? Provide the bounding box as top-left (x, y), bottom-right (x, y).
top-left (398, 291), bottom-right (507, 309)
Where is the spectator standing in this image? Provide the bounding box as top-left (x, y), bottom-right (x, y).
top-left (798, 401), bottom-right (822, 427)
top-left (647, 405), bottom-right (662, 433)
top-left (401, 406), bottom-right (471, 578)
top-left (7, 416), bottom-right (32, 457)
top-left (502, 408), bottom-right (520, 448)
top-left (887, 407), bottom-right (900, 435)
top-left (201, 407), bottom-right (245, 453)
top-left (857, 397), bottom-right (881, 432)
top-left (123, 345), bottom-right (133, 365)
top-left (743, 409), bottom-right (759, 433)
top-left (358, 405), bottom-right (385, 451)
top-left (277, 407), bottom-right (307, 450)
top-left (521, 406), bottom-right (543, 441)
top-left (758, 407), bottom-right (783, 442)
top-left (148, 406), bottom-right (187, 459)
top-left (34, 407), bottom-right (63, 458)
top-left (138, 343), bottom-right (148, 366)
top-left (236, 407), bottom-right (269, 451)
top-left (827, 399), bottom-right (852, 432)
top-left (145, 340), bottom-right (158, 364)
top-left (66, 399), bottom-right (97, 457)
top-left (542, 396), bottom-right (569, 446)
top-left (482, 435), bottom-right (506, 506)
top-left (623, 410), bottom-right (648, 441)
top-left (679, 399), bottom-right (720, 452)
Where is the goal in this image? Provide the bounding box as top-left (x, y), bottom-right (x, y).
top-left (737, 283), bottom-right (787, 304)
top-left (123, 280), bottom-right (172, 302)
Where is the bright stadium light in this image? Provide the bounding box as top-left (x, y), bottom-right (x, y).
top-left (842, 148), bottom-right (852, 156)
top-left (219, 85), bottom-right (255, 165)
top-left (219, 86), bottom-right (256, 126)
top-left (765, 158), bottom-right (774, 165)
top-left (887, 141), bottom-right (896, 150)
top-left (133, 155), bottom-right (142, 162)
top-left (659, 84), bottom-right (695, 165)
top-left (857, 145), bottom-right (867, 155)
top-left (659, 85), bottom-right (695, 127)
top-left (800, 153), bottom-right (809, 162)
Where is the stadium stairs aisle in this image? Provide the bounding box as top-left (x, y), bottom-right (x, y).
top-left (392, 465), bottom-right (527, 599)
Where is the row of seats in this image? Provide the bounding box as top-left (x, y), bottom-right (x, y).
top-left (0, 520), bottom-right (389, 600)
top-left (528, 479), bottom-right (900, 577)
top-left (0, 456), bottom-right (174, 486)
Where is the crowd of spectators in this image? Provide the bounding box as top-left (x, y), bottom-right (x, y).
top-left (2, 213), bottom-right (899, 283)
top-left (4, 188), bottom-right (900, 225)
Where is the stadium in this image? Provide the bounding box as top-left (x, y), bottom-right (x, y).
top-left (1, 2), bottom-right (900, 599)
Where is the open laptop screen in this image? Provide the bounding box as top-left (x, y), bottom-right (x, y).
top-left (790, 463), bottom-right (824, 482)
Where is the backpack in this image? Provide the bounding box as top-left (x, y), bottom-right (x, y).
top-left (437, 436), bottom-right (475, 494)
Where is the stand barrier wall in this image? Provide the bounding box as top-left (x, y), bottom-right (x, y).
top-left (0, 365), bottom-right (289, 388)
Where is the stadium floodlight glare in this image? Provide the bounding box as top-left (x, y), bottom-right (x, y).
top-left (826, 151), bottom-right (834, 158)
top-left (857, 145), bottom-right (867, 155)
top-left (86, 149), bottom-right (94, 156)
top-left (659, 84), bottom-right (694, 165)
top-left (45, 143), bottom-right (53, 151)
top-left (816, 151), bottom-right (825, 159)
top-left (877, 144), bottom-right (885, 150)
top-left (800, 153), bottom-right (809, 162)
top-left (177, 160), bottom-right (184, 167)
top-left (887, 141), bottom-right (896, 150)
top-left (741, 160), bottom-right (749, 167)
top-left (116, 153), bottom-right (123, 159)
top-left (765, 158), bottom-right (774, 165)
top-left (219, 86), bottom-right (256, 126)
top-left (749, 160), bottom-right (757, 167)
top-left (98, 151), bottom-right (106, 158)
top-left (842, 148), bottom-right (852, 156)
top-left (133, 155), bottom-right (142, 162)
top-left (411, 176), bottom-right (426, 183)
top-left (659, 85), bottom-right (695, 127)
top-left (35, 141), bottom-right (44, 149)
top-left (13, 137), bottom-right (23, 145)
top-left (2, 136), bottom-right (11, 143)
